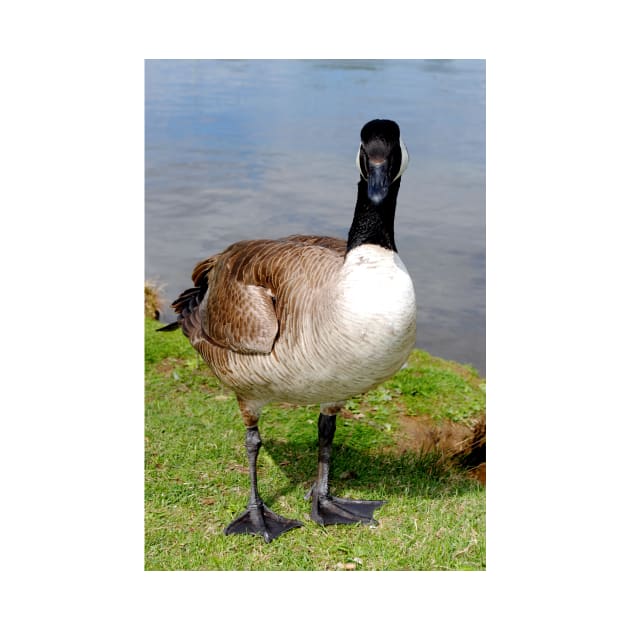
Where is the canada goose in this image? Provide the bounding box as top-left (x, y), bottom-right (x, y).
top-left (160, 119), bottom-right (416, 542)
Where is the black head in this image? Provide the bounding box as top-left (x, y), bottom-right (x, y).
top-left (356, 119), bottom-right (409, 204)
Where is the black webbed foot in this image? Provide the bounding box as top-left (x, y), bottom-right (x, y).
top-left (309, 487), bottom-right (385, 526)
top-left (225, 502), bottom-right (303, 543)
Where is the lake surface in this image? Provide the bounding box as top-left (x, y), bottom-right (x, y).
top-left (145, 59), bottom-right (485, 374)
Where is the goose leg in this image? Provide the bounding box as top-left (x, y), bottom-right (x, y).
top-left (309, 413), bottom-right (385, 526)
top-left (224, 426), bottom-right (303, 543)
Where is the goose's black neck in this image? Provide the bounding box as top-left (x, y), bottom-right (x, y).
top-left (346, 178), bottom-right (401, 253)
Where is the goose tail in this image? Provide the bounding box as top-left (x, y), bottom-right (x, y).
top-left (156, 255), bottom-right (216, 338)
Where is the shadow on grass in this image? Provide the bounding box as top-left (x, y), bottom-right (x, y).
top-left (261, 436), bottom-right (479, 504)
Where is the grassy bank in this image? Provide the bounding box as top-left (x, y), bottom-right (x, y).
top-left (145, 317), bottom-right (486, 570)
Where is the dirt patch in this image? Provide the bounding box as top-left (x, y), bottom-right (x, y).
top-left (391, 413), bottom-right (486, 485)
top-left (394, 414), bottom-right (473, 453)
top-left (467, 463), bottom-right (486, 485)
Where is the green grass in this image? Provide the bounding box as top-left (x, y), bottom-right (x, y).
top-left (145, 318), bottom-right (485, 570)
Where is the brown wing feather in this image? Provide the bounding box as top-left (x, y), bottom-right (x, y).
top-left (171, 235), bottom-right (347, 357)
top-left (201, 251), bottom-right (278, 354)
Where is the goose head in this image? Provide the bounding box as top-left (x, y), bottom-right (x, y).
top-left (356, 119), bottom-right (409, 205)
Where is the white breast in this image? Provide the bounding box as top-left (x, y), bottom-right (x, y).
top-left (336, 245), bottom-right (417, 381)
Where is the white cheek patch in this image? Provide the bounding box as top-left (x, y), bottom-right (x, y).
top-left (356, 145), bottom-right (367, 181)
top-left (393, 139), bottom-right (408, 182)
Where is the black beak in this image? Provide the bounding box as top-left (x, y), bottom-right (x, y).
top-left (367, 160), bottom-right (389, 205)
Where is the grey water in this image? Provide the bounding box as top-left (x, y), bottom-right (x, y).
top-left (145, 59), bottom-right (485, 375)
